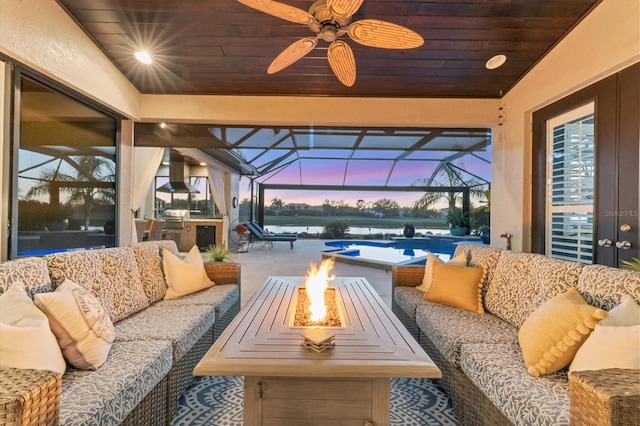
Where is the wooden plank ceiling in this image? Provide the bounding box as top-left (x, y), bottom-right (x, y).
top-left (56, 0), bottom-right (600, 98)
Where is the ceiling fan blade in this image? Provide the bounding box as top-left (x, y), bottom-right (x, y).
top-left (238, 0), bottom-right (315, 25)
top-left (327, 40), bottom-right (356, 87)
top-left (326, 0), bottom-right (364, 19)
top-left (268, 37), bottom-right (318, 74)
top-left (348, 19), bottom-right (424, 49)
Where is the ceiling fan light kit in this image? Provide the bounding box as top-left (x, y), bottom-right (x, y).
top-left (238, 0), bottom-right (424, 86)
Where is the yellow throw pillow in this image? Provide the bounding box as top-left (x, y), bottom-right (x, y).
top-left (34, 278), bottom-right (115, 370)
top-left (416, 251), bottom-right (467, 293)
top-left (518, 287), bottom-right (607, 377)
top-left (163, 245), bottom-right (213, 300)
top-left (424, 262), bottom-right (486, 314)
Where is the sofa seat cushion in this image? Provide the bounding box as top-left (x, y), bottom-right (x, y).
top-left (393, 286), bottom-right (429, 320)
top-left (61, 339), bottom-right (172, 426)
top-left (0, 257), bottom-right (53, 296)
top-left (416, 303), bottom-right (517, 366)
top-left (459, 342), bottom-right (570, 426)
top-left (154, 284), bottom-right (239, 319)
top-left (577, 264), bottom-right (640, 311)
top-left (46, 247), bottom-right (149, 322)
top-left (114, 304), bottom-right (215, 360)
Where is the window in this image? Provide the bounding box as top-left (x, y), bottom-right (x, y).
top-left (16, 75), bottom-right (117, 256)
top-left (545, 103), bottom-right (595, 263)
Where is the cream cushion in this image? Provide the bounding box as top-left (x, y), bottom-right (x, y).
top-left (0, 283), bottom-right (66, 374)
top-left (416, 252), bottom-right (467, 293)
top-left (163, 245), bottom-right (213, 300)
top-left (424, 262), bottom-right (487, 314)
top-left (518, 287), bottom-right (607, 377)
top-left (569, 324), bottom-right (640, 372)
top-left (598, 294), bottom-right (640, 326)
top-left (569, 294), bottom-right (640, 372)
top-left (34, 279), bottom-right (115, 369)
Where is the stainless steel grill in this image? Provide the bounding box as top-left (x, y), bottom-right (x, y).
top-left (163, 209), bottom-right (189, 230)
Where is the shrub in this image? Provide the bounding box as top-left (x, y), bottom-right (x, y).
top-left (322, 221), bottom-right (350, 238)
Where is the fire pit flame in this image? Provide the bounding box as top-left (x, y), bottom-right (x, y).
top-left (304, 258), bottom-right (335, 322)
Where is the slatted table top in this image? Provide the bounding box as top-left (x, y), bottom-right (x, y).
top-left (194, 276), bottom-right (441, 379)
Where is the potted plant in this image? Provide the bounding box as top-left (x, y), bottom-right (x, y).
top-left (621, 257), bottom-right (640, 271)
top-left (478, 225), bottom-right (490, 244)
top-left (403, 223), bottom-right (415, 238)
top-left (204, 244), bottom-right (230, 262)
top-left (447, 207), bottom-right (469, 236)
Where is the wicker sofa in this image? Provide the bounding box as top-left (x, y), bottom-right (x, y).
top-left (392, 244), bottom-right (640, 426)
top-left (0, 240), bottom-right (241, 425)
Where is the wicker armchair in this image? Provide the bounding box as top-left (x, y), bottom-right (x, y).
top-left (0, 368), bottom-right (61, 426)
top-left (570, 369), bottom-right (640, 426)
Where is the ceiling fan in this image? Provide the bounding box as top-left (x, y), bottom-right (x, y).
top-left (237, 0), bottom-right (424, 87)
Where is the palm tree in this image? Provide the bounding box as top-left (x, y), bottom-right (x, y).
top-left (412, 161), bottom-right (487, 211)
top-left (270, 197), bottom-right (285, 214)
top-left (25, 155), bottom-right (115, 230)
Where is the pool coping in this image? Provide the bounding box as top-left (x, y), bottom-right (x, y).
top-left (322, 240), bottom-right (428, 271)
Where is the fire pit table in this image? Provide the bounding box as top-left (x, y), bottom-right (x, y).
top-left (194, 276), bottom-right (441, 425)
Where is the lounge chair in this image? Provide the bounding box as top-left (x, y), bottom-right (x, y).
top-left (245, 222), bottom-right (297, 249)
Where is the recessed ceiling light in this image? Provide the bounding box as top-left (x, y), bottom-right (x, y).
top-left (199, 162), bottom-right (207, 166)
top-left (162, 161), bottom-right (170, 166)
top-left (160, 122), bottom-right (166, 128)
top-left (135, 51), bottom-right (152, 64)
top-left (486, 54), bottom-right (507, 70)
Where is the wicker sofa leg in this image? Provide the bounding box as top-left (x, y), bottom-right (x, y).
top-left (214, 299), bottom-right (240, 342)
top-left (419, 331), bottom-right (513, 426)
top-left (391, 300), bottom-right (420, 341)
top-left (165, 327), bottom-right (215, 424)
top-left (122, 375), bottom-right (168, 426)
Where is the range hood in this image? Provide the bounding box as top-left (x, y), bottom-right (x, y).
top-left (157, 161), bottom-right (200, 193)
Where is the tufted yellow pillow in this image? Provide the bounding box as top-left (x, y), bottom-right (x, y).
top-left (424, 262), bottom-right (486, 314)
top-left (162, 246), bottom-right (213, 300)
top-left (518, 287), bottom-right (607, 377)
top-left (416, 251), bottom-right (467, 293)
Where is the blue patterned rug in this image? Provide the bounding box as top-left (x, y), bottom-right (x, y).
top-left (172, 376), bottom-right (459, 425)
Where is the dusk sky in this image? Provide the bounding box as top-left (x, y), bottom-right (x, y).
top-left (239, 149), bottom-right (491, 208)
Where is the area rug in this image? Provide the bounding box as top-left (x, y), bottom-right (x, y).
top-left (172, 376), bottom-right (459, 425)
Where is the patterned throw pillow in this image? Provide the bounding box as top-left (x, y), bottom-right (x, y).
top-left (424, 262), bottom-right (487, 314)
top-left (0, 282), bottom-right (66, 374)
top-left (163, 246), bottom-right (213, 300)
top-left (35, 279), bottom-right (115, 370)
top-left (518, 287), bottom-right (607, 377)
top-left (416, 252), bottom-right (467, 293)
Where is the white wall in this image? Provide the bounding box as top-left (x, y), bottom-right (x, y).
top-left (0, 0), bottom-right (140, 118)
top-left (497, 0), bottom-right (640, 251)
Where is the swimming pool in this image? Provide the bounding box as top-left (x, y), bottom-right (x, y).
top-left (322, 239), bottom-right (453, 270)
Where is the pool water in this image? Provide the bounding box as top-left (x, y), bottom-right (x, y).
top-left (323, 239), bottom-right (452, 270)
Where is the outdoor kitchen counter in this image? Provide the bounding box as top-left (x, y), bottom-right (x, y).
top-left (164, 219), bottom-right (223, 251)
